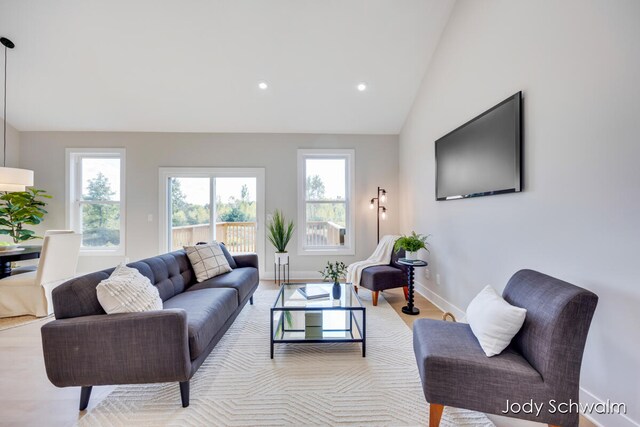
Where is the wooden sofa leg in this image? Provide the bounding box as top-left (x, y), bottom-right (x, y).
top-left (429, 403), bottom-right (444, 427)
top-left (250, 296), bottom-right (254, 305)
top-left (372, 291), bottom-right (379, 306)
top-left (180, 381), bottom-right (190, 408)
top-left (403, 286), bottom-right (409, 301)
top-left (79, 386), bottom-right (92, 411)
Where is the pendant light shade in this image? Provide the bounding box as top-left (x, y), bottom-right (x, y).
top-left (1, 36), bottom-right (35, 192)
top-left (0, 166), bottom-right (34, 191)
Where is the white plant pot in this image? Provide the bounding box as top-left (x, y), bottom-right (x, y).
top-left (274, 252), bottom-right (289, 265)
top-left (405, 251), bottom-right (418, 260)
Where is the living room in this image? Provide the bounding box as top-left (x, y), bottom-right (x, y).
top-left (0, 1), bottom-right (638, 427)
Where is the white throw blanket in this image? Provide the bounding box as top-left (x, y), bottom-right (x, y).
top-left (347, 235), bottom-right (401, 287)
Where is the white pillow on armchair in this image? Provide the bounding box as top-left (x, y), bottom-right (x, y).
top-left (466, 285), bottom-right (527, 357)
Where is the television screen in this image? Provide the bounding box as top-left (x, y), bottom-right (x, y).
top-left (435, 92), bottom-right (522, 201)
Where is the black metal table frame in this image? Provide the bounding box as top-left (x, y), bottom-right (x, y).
top-left (270, 286), bottom-right (366, 358)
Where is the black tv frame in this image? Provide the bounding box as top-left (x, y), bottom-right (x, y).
top-left (435, 91), bottom-right (522, 201)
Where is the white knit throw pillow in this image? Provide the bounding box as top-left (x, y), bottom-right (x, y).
top-left (96, 263), bottom-right (163, 314)
top-left (184, 242), bottom-right (232, 282)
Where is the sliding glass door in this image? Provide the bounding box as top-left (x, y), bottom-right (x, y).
top-left (159, 168), bottom-right (265, 271)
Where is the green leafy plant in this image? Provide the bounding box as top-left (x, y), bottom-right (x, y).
top-left (394, 231), bottom-right (430, 253)
top-left (319, 261), bottom-right (347, 284)
top-left (267, 210), bottom-right (295, 253)
top-left (0, 188), bottom-right (51, 244)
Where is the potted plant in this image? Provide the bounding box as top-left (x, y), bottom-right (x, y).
top-left (0, 188), bottom-right (51, 245)
top-left (267, 209), bottom-right (294, 265)
top-left (394, 231), bottom-right (429, 260)
top-left (319, 261), bottom-right (347, 299)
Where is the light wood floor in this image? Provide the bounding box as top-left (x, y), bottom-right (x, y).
top-left (0, 281), bottom-right (596, 427)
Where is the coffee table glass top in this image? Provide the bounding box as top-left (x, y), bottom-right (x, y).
top-left (270, 282), bottom-right (366, 357)
top-left (273, 282), bottom-right (363, 310)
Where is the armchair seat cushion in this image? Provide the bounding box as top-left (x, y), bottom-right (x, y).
top-left (163, 288), bottom-right (238, 360)
top-left (413, 318), bottom-right (546, 415)
top-left (187, 267), bottom-right (258, 304)
top-left (360, 265), bottom-right (405, 291)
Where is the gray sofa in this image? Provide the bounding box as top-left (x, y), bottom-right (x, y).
top-left (41, 247), bottom-right (259, 411)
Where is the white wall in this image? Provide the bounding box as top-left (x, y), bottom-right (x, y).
top-left (399, 1), bottom-right (639, 426)
top-left (19, 132), bottom-right (399, 275)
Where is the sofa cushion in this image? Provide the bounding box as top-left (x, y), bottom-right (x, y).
top-left (163, 288), bottom-right (238, 360)
top-left (184, 242), bottom-right (232, 282)
top-left (360, 265), bottom-right (406, 291)
top-left (413, 318), bottom-right (544, 411)
top-left (96, 264), bottom-right (163, 314)
top-left (187, 267), bottom-right (258, 304)
top-left (219, 243), bottom-right (238, 269)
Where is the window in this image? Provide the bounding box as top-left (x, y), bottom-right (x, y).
top-left (67, 149), bottom-right (125, 255)
top-left (297, 149), bottom-right (355, 255)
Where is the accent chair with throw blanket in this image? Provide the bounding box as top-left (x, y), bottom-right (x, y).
top-left (347, 235), bottom-right (408, 306)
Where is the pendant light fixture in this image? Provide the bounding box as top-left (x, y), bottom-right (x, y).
top-left (0, 37), bottom-right (33, 192)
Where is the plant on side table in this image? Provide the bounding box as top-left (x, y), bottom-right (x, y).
top-left (394, 231), bottom-right (430, 260)
top-left (319, 261), bottom-right (347, 299)
top-left (0, 188), bottom-right (51, 245)
top-left (267, 209), bottom-right (295, 265)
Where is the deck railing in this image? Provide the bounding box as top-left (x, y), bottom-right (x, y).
top-left (305, 221), bottom-right (345, 247)
top-left (171, 222), bottom-right (257, 253)
top-left (172, 221), bottom-right (345, 252)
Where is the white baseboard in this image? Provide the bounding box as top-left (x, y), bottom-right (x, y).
top-left (413, 281), bottom-right (639, 427)
top-left (263, 270), bottom-right (323, 281)
top-left (579, 385), bottom-right (639, 427)
top-left (413, 279), bottom-right (466, 320)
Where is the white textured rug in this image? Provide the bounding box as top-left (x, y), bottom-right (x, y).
top-left (78, 288), bottom-right (494, 426)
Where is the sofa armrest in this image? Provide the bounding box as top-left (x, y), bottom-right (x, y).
top-left (233, 253), bottom-right (259, 270)
top-left (41, 309), bottom-right (191, 387)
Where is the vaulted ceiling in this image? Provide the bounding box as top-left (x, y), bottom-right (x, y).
top-left (0, 0), bottom-right (454, 134)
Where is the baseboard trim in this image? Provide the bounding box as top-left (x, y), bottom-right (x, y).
top-left (264, 270), bottom-right (323, 281)
top-left (413, 279), bottom-right (466, 320)
top-left (579, 385), bottom-right (639, 427)
top-left (413, 281), bottom-right (639, 427)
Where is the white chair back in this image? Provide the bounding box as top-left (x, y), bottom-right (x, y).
top-left (36, 233), bottom-right (82, 286)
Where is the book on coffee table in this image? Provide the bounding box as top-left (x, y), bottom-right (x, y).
top-left (298, 286), bottom-right (330, 300)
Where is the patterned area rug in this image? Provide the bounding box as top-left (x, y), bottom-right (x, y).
top-left (78, 288), bottom-right (494, 426)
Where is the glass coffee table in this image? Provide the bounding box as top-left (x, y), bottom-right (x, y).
top-left (270, 282), bottom-right (366, 358)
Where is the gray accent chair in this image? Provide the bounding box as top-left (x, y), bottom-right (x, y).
top-left (41, 248), bottom-right (259, 411)
top-left (358, 248), bottom-right (408, 306)
top-left (413, 269), bottom-right (598, 427)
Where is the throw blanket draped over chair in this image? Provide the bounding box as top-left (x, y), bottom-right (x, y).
top-left (347, 235), bottom-right (400, 287)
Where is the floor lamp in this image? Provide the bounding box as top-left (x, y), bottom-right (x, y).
top-left (369, 187), bottom-right (387, 243)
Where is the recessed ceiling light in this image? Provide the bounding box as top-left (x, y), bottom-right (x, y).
top-left (357, 83), bottom-right (367, 92)
top-left (258, 81), bottom-right (268, 90)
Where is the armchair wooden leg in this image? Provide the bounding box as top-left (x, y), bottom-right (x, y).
top-left (372, 291), bottom-right (379, 306)
top-left (403, 286), bottom-right (409, 300)
top-left (429, 403), bottom-right (444, 427)
top-left (354, 285), bottom-right (358, 294)
top-left (548, 425), bottom-right (560, 427)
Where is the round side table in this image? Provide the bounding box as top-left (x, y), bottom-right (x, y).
top-left (398, 259), bottom-right (428, 315)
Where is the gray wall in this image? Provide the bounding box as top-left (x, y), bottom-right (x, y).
top-left (1, 118), bottom-right (20, 167)
top-left (19, 132), bottom-right (399, 274)
top-left (399, 0), bottom-right (639, 425)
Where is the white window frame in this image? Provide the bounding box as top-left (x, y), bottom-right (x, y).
top-left (297, 149), bottom-right (355, 256)
top-left (158, 167), bottom-right (266, 275)
top-left (66, 148), bottom-right (126, 256)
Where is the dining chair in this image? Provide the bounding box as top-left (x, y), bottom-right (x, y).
top-left (10, 230), bottom-right (75, 276)
top-left (0, 232), bottom-right (82, 317)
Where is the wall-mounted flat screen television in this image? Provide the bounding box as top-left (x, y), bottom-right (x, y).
top-left (435, 92), bottom-right (522, 201)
